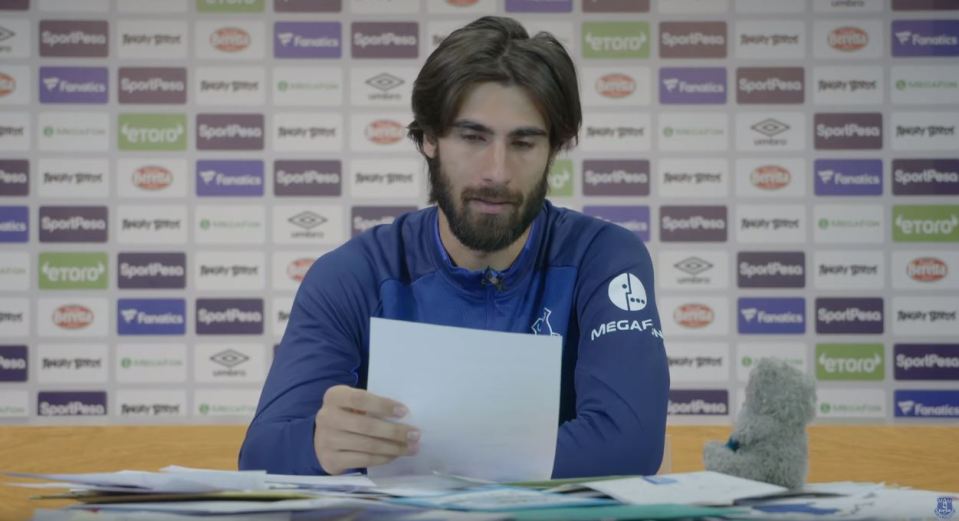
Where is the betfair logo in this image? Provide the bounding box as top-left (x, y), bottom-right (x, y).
top-left (118, 114), bottom-right (187, 151)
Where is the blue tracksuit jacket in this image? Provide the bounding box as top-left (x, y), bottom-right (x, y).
top-left (238, 200), bottom-right (669, 478)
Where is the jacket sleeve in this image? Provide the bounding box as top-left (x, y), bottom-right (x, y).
top-left (238, 246), bottom-right (373, 475)
top-left (552, 225), bottom-right (669, 478)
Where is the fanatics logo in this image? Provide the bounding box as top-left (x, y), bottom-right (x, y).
top-left (607, 273), bottom-right (647, 312)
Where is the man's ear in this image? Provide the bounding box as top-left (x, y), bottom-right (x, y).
top-left (422, 134), bottom-right (438, 159)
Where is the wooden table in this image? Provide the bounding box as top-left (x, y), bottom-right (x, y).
top-left (1, 424), bottom-right (956, 521)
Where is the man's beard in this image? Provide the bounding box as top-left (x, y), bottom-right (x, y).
top-left (429, 152), bottom-right (548, 253)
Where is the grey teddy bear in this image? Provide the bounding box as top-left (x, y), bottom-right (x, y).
top-left (703, 358), bottom-right (817, 489)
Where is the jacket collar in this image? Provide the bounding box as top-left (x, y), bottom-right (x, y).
top-left (430, 202), bottom-right (546, 294)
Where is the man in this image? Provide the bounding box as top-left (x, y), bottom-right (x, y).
top-left (239, 16), bottom-right (668, 478)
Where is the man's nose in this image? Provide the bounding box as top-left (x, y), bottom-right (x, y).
top-left (481, 139), bottom-right (510, 184)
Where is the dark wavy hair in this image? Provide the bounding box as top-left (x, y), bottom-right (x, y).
top-left (408, 16), bottom-right (581, 161)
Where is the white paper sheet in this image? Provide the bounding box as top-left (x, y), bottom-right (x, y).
top-left (367, 318), bottom-right (563, 482)
top-left (584, 471), bottom-right (787, 506)
top-left (7, 469), bottom-right (267, 494)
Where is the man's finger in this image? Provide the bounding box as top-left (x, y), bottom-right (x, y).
top-left (327, 451), bottom-right (396, 472)
top-left (329, 408), bottom-right (419, 445)
top-left (327, 429), bottom-right (416, 457)
top-left (331, 386), bottom-right (408, 418)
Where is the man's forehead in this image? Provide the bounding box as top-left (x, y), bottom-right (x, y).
top-left (452, 119), bottom-right (547, 137)
top-left (450, 82), bottom-right (548, 134)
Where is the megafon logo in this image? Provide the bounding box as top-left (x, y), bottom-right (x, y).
top-left (607, 273), bottom-right (647, 311)
top-left (750, 165), bottom-right (791, 191)
top-left (133, 166), bottom-right (173, 191)
top-left (907, 257), bottom-right (948, 283)
top-left (0, 73), bottom-right (15, 97)
top-left (829, 26), bottom-right (868, 52)
top-left (211, 27), bottom-right (251, 52)
top-left (365, 119), bottom-right (405, 145)
top-left (596, 73), bottom-right (636, 98)
top-left (287, 257), bottom-right (314, 283)
top-left (52, 304), bottom-right (94, 330)
top-left (674, 303), bottom-right (714, 329)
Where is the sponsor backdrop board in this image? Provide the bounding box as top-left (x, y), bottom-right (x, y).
top-left (0, 0), bottom-right (957, 426)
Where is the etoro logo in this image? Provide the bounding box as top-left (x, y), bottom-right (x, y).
top-left (893, 206), bottom-right (959, 242)
top-left (582, 22), bottom-right (650, 59)
top-left (118, 114), bottom-right (187, 151)
top-left (596, 73), bottom-right (636, 98)
top-left (750, 165), bottom-right (790, 191)
top-left (365, 119), bottom-right (405, 145)
top-left (816, 344), bottom-right (884, 381)
top-left (211, 27), bottom-right (251, 52)
top-left (607, 273), bottom-right (647, 311)
top-left (674, 303), bottom-right (714, 329)
top-left (39, 253), bottom-right (108, 290)
top-left (52, 304), bottom-right (94, 330)
top-left (829, 26), bottom-right (868, 52)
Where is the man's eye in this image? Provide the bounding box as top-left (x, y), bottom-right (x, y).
top-left (461, 133), bottom-right (484, 142)
top-left (513, 141), bottom-right (534, 149)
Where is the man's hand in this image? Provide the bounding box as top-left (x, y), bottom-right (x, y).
top-left (314, 385), bottom-right (420, 475)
